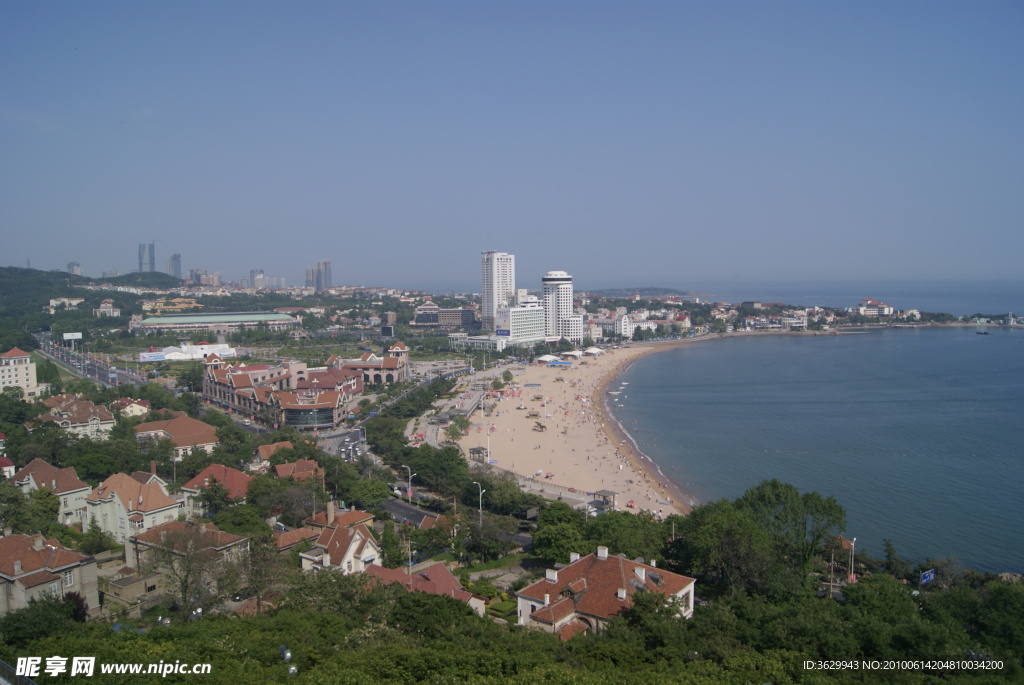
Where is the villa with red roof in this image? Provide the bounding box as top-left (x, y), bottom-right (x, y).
top-left (516, 546), bottom-right (696, 640)
top-left (300, 502), bottom-right (380, 574)
top-left (365, 562), bottom-right (486, 616)
top-left (12, 458), bottom-right (92, 525)
top-left (35, 394), bottom-right (115, 438)
top-left (274, 458), bottom-right (324, 482)
top-left (134, 412), bottom-right (219, 460)
top-left (129, 520), bottom-right (248, 575)
top-left (180, 464), bottom-right (252, 518)
top-left (0, 533), bottom-right (100, 617)
top-left (84, 473), bottom-right (182, 543)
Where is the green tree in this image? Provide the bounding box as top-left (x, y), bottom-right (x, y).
top-left (348, 479), bottom-right (391, 509)
top-left (79, 518), bottom-right (116, 555)
top-left (738, 479), bottom-right (846, 571)
top-left (668, 500), bottom-right (775, 595)
top-left (533, 522), bottom-right (586, 564)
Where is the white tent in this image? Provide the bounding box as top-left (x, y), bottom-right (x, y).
top-left (583, 347), bottom-right (605, 356)
top-left (561, 350), bottom-right (583, 358)
top-left (536, 354), bottom-right (559, 363)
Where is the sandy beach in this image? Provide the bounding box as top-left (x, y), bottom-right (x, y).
top-left (454, 338), bottom-right (715, 518)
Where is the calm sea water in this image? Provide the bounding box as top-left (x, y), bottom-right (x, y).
top-left (612, 327), bottom-right (1024, 574)
top-left (677, 279), bottom-right (1024, 317)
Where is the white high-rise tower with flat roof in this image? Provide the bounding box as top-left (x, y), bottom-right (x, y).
top-left (481, 251), bottom-right (515, 332)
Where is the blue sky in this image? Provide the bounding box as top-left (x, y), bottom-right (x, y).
top-left (2, 2), bottom-right (1022, 292)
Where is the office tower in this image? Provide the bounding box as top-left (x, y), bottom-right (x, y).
top-left (305, 267), bottom-right (317, 288)
top-left (249, 269), bottom-right (267, 290)
top-left (67, 261), bottom-right (83, 276)
top-left (316, 260), bottom-right (332, 291)
top-left (542, 270), bottom-right (582, 342)
top-left (480, 251), bottom-right (515, 332)
top-left (138, 243), bottom-right (156, 273)
top-left (166, 253), bottom-right (182, 279)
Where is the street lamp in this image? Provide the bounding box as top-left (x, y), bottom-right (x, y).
top-left (472, 481), bottom-right (486, 526)
top-left (401, 465), bottom-right (416, 504)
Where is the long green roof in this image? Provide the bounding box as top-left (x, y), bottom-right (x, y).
top-left (140, 312), bottom-right (295, 324)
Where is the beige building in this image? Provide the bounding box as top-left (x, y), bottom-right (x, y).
top-left (35, 394), bottom-right (115, 438)
top-left (84, 473), bottom-right (183, 544)
top-left (0, 533), bottom-right (100, 618)
top-left (11, 458), bottom-right (91, 526)
top-left (0, 347), bottom-right (48, 398)
top-left (134, 412), bottom-right (220, 461)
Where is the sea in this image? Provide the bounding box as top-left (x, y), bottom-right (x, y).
top-left (609, 282), bottom-right (1024, 574)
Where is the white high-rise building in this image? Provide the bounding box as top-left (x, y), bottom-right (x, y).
top-left (480, 251), bottom-right (515, 332)
top-left (542, 270), bottom-right (585, 344)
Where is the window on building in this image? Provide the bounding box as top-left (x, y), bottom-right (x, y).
top-left (63, 570), bottom-right (74, 587)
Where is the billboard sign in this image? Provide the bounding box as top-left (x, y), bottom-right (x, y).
top-left (496, 329), bottom-right (510, 336)
top-left (63, 332), bottom-right (83, 340)
top-left (138, 352), bottom-right (166, 362)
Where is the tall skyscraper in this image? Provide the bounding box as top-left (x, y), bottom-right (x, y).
top-left (542, 270), bottom-right (583, 342)
top-left (66, 261), bottom-right (83, 276)
top-left (316, 260), bottom-right (332, 291)
top-left (166, 253), bottom-right (182, 279)
top-left (480, 251), bottom-right (515, 332)
top-left (138, 243), bottom-right (155, 273)
top-left (249, 269), bottom-right (266, 289)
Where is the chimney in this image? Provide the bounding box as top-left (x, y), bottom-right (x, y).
top-left (322, 552), bottom-right (331, 567)
top-left (617, 588), bottom-right (626, 600)
top-left (327, 499), bottom-right (335, 524)
top-left (546, 568), bottom-right (558, 583)
top-left (597, 546), bottom-right (608, 560)
top-left (651, 559), bottom-right (657, 568)
top-left (150, 460), bottom-right (156, 476)
top-left (543, 594), bottom-right (550, 606)
top-left (569, 552), bottom-right (580, 563)
top-left (33, 536), bottom-right (44, 551)
top-left (634, 567), bottom-right (646, 582)
top-left (13, 560), bottom-right (22, 574)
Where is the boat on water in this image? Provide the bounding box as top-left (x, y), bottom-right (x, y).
top-left (976, 331), bottom-right (991, 335)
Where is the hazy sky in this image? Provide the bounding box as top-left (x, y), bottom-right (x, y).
top-left (2, 2), bottom-right (1022, 292)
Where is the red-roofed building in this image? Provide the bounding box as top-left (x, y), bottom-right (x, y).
top-left (0, 455), bottom-right (15, 480)
top-left (84, 473), bottom-right (182, 543)
top-left (272, 527), bottom-right (319, 553)
top-left (128, 521), bottom-right (248, 593)
top-left (364, 562), bottom-right (486, 616)
top-left (0, 533), bottom-right (100, 617)
top-left (250, 440), bottom-right (294, 471)
top-left (332, 342), bottom-right (410, 386)
top-left (516, 546), bottom-right (695, 640)
top-left (180, 464), bottom-right (252, 518)
top-left (110, 397), bottom-right (152, 418)
top-left (134, 412), bottom-right (219, 460)
top-left (12, 458), bottom-right (91, 525)
top-left (273, 458), bottom-right (325, 483)
top-left (299, 501), bottom-right (379, 574)
top-left (35, 394), bottom-right (115, 438)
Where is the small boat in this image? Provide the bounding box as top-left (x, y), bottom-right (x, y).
top-left (976, 331), bottom-right (990, 335)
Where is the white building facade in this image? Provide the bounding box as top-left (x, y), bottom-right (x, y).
top-left (495, 296), bottom-right (546, 346)
top-left (480, 251), bottom-right (515, 332)
top-left (542, 271), bottom-right (584, 344)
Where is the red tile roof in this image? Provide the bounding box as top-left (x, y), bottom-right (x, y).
top-left (257, 441), bottom-right (293, 462)
top-left (0, 347), bottom-right (30, 358)
top-left (12, 458), bottom-right (90, 495)
top-left (134, 414), bottom-right (219, 449)
top-left (0, 533), bottom-right (90, 578)
top-left (131, 520), bottom-right (245, 549)
top-left (273, 528), bottom-right (319, 549)
top-left (87, 473), bottom-right (178, 513)
top-left (519, 552), bottom-right (695, 625)
top-left (273, 458), bottom-right (323, 481)
top-left (364, 562), bottom-right (476, 604)
top-left (182, 464), bottom-right (252, 500)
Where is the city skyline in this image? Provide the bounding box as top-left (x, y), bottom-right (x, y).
top-left (2, 3), bottom-right (1022, 291)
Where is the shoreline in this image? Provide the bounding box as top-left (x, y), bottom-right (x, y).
top-left (454, 329), bottom-right (874, 519)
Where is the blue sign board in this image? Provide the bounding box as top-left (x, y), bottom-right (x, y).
top-left (920, 569), bottom-right (935, 585)
top-left (368, 410), bottom-right (379, 417)
top-left (496, 329), bottom-right (510, 336)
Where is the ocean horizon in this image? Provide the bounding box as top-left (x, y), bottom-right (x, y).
top-left (609, 325), bottom-right (1024, 575)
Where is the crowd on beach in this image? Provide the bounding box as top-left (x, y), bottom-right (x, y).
top-left (456, 343), bottom-right (697, 518)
